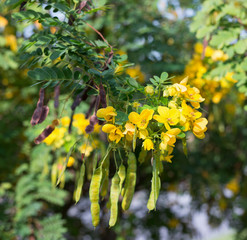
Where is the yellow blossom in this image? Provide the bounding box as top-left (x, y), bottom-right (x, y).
top-left (66, 156), bottom-right (75, 167)
top-left (128, 109), bottom-right (154, 130)
top-left (96, 106), bottom-right (117, 123)
top-left (79, 144), bottom-right (93, 157)
top-left (102, 124), bottom-right (124, 143)
top-left (61, 116), bottom-right (70, 127)
top-left (0, 16), bottom-right (8, 28)
top-left (73, 113), bottom-right (90, 134)
top-left (159, 128), bottom-right (181, 151)
top-left (126, 65), bottom-right (145, 83)
top-left (143, 139), bottom-right (154, 151)
top-left (43, 127), bottom-right (66, 147)
top-left (226, 178), bottom-right (240, 195)
top-left (5, 34), bottom-right (17, 52)
top-left (138, 129), bottom-right (149, 139)
top-left (123, 122), bottom-right (135, 141)
top-left (153, 106), bottom-right (180, 130)
top-left (132, 102), bottom-right (140, 108)
top-left (192, 118), bottom-right (208, 139)
top-left (145, 85), bottom-right (154, 95)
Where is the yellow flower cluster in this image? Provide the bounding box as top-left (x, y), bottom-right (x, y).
top-left (97, 78), bottom-right (207, 163)
top-left (178, 43), bottom-right (236, 104)
top-left (43, 113), bottom-right (100, 157)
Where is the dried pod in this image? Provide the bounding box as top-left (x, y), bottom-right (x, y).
top-left (85, 114), bottom-right (98, 134)
top-left (30, 88), bottom-right (45, 126)
top-left (86, 97), bottom-right (97, 119)
top-left (99, 83), bottom-right (107, 108)
top-left (34, 125), bottom-right (55, 144)
top-left (37, 106), bottom-right (49, 124)
top-left (54, 85), bottom-right (60, 109)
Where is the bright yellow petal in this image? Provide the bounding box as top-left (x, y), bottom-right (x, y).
top-left (167, 128), bottom-right (181, 136)
top-left (158, 106), bottom-right (169, 118)
top-left (102, 124), bottom-right (116, 133)
top-left (128, 112), bottom-right (141, 124)
top-left (140, 109), bottom-right (154, 121)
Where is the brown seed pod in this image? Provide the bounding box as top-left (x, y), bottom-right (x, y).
top-left (34, 125), bottom-right (55, 144)
top-left (30, 88), bottom-right (45, 126)
top-left (85, 114), bottom-right (98, 134)
top-left (99, 83), bottom-right (107, 108)
top-left (54, 85), bottom-right (60, 109)
top-left (37, 106), bottom-right (49, 124)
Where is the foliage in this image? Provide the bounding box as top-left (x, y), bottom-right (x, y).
top-left (190, 0), bottom-right (247, 101)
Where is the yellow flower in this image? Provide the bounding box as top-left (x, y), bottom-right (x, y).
top-left (211, 50), bottom-right (228, 62)
top-left (128, 109), bottom-right (154, 130)
top-left (79, 144), bottom-right (93, 157)
top-left (5, 34), bottom-right (17, 52)
top-left (212, 92), bottom-right (223, 104)
top-left (43, 127), bottom-right (66, 147)
top-left (184, 87), bottom-right (205, 109)
top-left (153, 106), bottom-right (180, 130)
top-left (0, 16), bottom-right (8, 28)
top-left (143, 139), bottom-right (154, 151)
top-left (192, 118), bottom-right (208, 139)
top-left (73, 113), bottom-right (90, 134)
top-left (126, 65), bottom-right (145, 83)
top-left (66, 156), bottom-right (75, 167)
top-left (132, 102), bottom-right (140, 108)
top-left (102, 124), bottom-right (124, 143)
top-left (160, 147), bottom-right (174, 163)
top-left (226, 178), bottom-right (239, 195)
top-left (181, 101), bottom-right (202, 120)
top-left (61, 116), bottom-right (70, 127)
top-left (123, 122), bottom-right (135, 141)
top-left (145, 85), bottom-right (154, 95)
top-left (159, 128), bottom-right (181, 151)
top-left (96, 106), bottom-right (117, 123)
top-left (138, 129), bottom-right (149, 139)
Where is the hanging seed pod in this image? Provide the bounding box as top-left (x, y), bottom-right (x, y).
top-left (89, 166), bottom-right (103, 227)
top-left (118, 163), bottom-right (126, 195)
top-left (51, 163), bottom-right (57, 186)
top-left (30, 88), bottom-right (45, 126)
top-left (54, 84), bottom-right (60, 109)
top-left (100, 155), bottom-right (110, 199)
top-left (74, 163), bottom-right (85, 203)
top-left (85, 114), bottom-right (98, 134)
top-left (122, 152), bottom-right (136, 211)
top-left (99, 83), bottom-right (107, 108)
top-left (37, 106), bottom-right (49, 124)
top-left (147, 154), bottom-right (161, 211)
top-left (34, 125), bottom-right (55, 144)
top-left (138, 149), bottom-right (147, 164)
top-left (109, 173), bottom-right (121, 227)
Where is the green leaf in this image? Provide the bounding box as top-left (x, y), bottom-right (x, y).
top-left (127, 77), bottom-right (139, 88)
top-left (115, 111), bottom-right (128, 125)
top-left (160, 72), bottom-right (168, 81)
top-left (50, 51), bottom-right (65, 60)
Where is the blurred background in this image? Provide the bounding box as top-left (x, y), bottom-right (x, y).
top-left (1, 0), bottom-right (247, 239)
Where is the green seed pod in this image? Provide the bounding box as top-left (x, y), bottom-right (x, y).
top-left (89, 166), bottom-right (103, 227)
top-left (100, 155), bottom-right (110, 199)
top-left (51, 163), bottom-right (57, 186)
top-left (147, 154), bottom-right (161, 211)
top-left (109, 173), bottom-right (121, 227)
top-left (122, 152), bottom-right (136, 211)
top-left (138, 149), bottom-right (147, 164)
top-left (74, 163), bottom-right (85, 203)
top-left (118, 163), bottom-right (126, 194)
top-left (147, 173), bottom-right (160, 211)
top-left (91, 202), bottom-right (100, 227)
